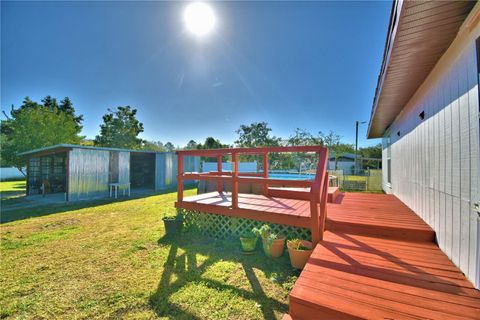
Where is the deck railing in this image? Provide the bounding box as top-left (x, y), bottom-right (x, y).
top-left (176, 146), bottom-right (329, 244)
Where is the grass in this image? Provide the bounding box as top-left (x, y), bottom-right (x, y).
top-left (0, 181), bottom-right (296, 319)
top-left (0, 180), bottom-right (26, 199)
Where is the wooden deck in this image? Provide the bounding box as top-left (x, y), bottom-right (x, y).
top-left (178, 191), bottom-right (312, 228)
top-left (289, 193), bottom-right (480, 320)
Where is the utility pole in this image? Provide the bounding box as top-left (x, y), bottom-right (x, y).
top-left (355, 121), bottom-right (367, 175)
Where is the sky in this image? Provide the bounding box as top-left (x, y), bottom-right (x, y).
top-left (1, 1), bottom-right (391, 148)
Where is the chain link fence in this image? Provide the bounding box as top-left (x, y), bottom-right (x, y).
top-left (328, 169), bottom-right (382, 192)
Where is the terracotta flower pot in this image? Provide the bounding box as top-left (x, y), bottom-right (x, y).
top-left (262, 237), bottom-right (286, 258)
top-left (287, 240), bottom-right (313, 269)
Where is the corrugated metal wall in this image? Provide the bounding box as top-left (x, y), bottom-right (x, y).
top-left (382, 24), bottom-right (480, 288)
top-left (155, 153), bottom-right (200, 190)
top-left (118, 152), bottom-right (130, 184)
top-left (68, 149), bottom-right (110, 200)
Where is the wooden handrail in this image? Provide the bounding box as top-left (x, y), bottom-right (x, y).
top-left (176, 145), bottom-right (323, 156)
top-left (180, 173), bottom-right (313, 188)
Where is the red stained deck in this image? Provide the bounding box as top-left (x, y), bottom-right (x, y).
top-left (178, 191), bottom-right (312, 228)
top-left (289, 193), bottom-right (480, 320)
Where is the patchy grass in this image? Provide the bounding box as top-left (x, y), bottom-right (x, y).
top-left (0, 182), bottom-right (296, 319)
top-left (0, 180), bottom-right (26, 200)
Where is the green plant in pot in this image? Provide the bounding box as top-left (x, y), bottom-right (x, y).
top-left (162, 210), bottom-right (183, 235)
top-left (253, 225), bottom-right (286, 258)
top-left (239, 230), bottom-right (258, 253)
top-left (287, 238), bottom-right (313, 269)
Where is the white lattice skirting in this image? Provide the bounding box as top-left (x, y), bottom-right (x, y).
top-left (178, 208), bottom-right (312, 241)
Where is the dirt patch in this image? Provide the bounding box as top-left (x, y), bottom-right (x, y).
top-left (41, 219), bottom-right (80, 230)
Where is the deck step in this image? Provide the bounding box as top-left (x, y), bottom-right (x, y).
top-left (267, 186), bottom-right (340, 203)
top-left (289, 231), bottom-right (480, 320)
top-left (326, 192), bottom-right (435, 242)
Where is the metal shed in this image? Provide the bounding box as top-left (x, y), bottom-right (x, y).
top-left (18, 144), bottom-right (200, 201)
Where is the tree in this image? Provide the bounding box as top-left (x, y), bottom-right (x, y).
top-left (288, 128), bottom-right (322, 146)
top-left (359, 143), bottom-right (382, 169)
top-left (142, 140), bottom-right (166, 152)
top-left (59, 97), bottom-right (83, 130)
top-left (185, 140), bottom-right (198, 150)
top-left (1, 105), bottom-right (83, 172)
top-left (164, 142), bottom-right (175, 152)
top-left (318, 131), bottom-right (354, 170)
top-left (94, 106), bottom-right (144, 149)
top-left (4, 95), bottom-right (83, 131)
top-left (235, 122), bottom-right (280, 148)
top-left (197, 137), bottom-right (228, 150)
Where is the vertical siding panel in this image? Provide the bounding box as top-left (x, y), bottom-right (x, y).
top-left (459, 51), bottom-right (471, 273)
top-left (451, 61), bottom-right (462, 266)
top-left (428, 91), bottom-right (435, 227)
top-left (467, 43), bottom-right (479, 284)
top-left (445, 68), bottom-right (453, 257)
top-left (434, 89), bottom-right (441, 234)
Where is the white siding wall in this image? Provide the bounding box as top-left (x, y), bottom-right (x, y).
top-left (382, 20), bottom-right (480, 288)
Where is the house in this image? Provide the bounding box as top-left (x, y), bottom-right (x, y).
top-left (368, 0), bottom-right (480, 288)
top-left (327, 152), bottom-right (356, 173)
top-left (18, 144), bottom-right (199, 201)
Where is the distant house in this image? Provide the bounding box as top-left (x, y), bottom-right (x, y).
top-left (368, 1), bottom-right (479, 287)
top-left (327, 152), bottom-right (381, 174)
top-left (327, 152), bottom-right (357, 174)
top-left (19, 144), bottom-right (199, 201)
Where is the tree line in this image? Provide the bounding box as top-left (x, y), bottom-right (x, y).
top-left (0, 96), bottom-right (381, 172)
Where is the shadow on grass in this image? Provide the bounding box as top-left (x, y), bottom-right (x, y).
top-left (149, 233), bottom-right (295, 320)
top-left (0, 186), bottom-right (196, 224)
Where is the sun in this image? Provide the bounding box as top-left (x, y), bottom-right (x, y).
top-left (183, 2), bottom-right (216, 37)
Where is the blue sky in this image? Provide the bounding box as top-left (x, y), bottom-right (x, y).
top-left (1, 1), bottom-right (390, 147)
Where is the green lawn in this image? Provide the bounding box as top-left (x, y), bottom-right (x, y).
top-left (0, 180), bottom-right (26, 199)
top-left (0, 182), bottom-right (296, 319)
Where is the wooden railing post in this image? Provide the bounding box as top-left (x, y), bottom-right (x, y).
top-left (318, 171), bottom-right (329, 240)
top-left (310, 198), bottom-right (320, 245)
top-left (177, 153), bottom-right (184, 203)
top-left (232, 152), bottom-right (239, 209)
top-left (263, 152), bottom-right (269, 196)
top-left (216, 154), bottom-right (223, 193)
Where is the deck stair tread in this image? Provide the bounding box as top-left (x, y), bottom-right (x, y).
top-left (327, 193), bottom-right (435, 242)
top-left (289, 231), bottom-right (480, 320)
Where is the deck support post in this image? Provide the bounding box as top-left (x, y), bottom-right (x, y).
top-left (310, 201), bottom-right (320, 245)
top-left (216, 155), bottom-right (223, 193)
top-left (263, 153), bottom-right (269, 196)
top-left (177, 153), bottom-right (184, 203)
top-left (232, 152), bottom-right (239, 209)
top-left (318, 171), bottom-right (329, 241)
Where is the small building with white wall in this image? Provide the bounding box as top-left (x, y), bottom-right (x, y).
top-left (368, 1), bottom-right (480, 288)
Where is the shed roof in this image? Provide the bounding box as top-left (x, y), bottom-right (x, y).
top-left (367, 0), bottom-right (475, 138)
top-left (18, 144), bottom-right (166, 157)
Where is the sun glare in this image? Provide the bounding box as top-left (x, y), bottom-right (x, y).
top-left (183, 2), bottom-right (216, 37)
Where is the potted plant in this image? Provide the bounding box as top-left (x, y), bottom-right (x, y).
top-left (253, 225), bottom-right (286, 258)
top-left (162, 210), bottom-right (183, 235)
top-left (287, 239), bottom-right (313, 269)
top-left (239, 230), bottom-right (258, 253)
